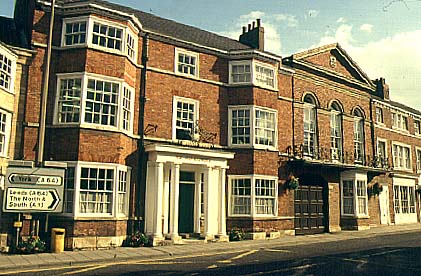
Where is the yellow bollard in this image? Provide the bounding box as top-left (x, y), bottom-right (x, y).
top-left (51, 228), bottom-right (65, 253)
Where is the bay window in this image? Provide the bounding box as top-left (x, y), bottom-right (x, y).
top-left (0, 110), bottom-right (11, 157)
top-left (55, 73), bottom-right (134, 133)
top-left (394, 185), bottom-right (416, 215)
top-left (0, 45), bottom-right (16, 93)
top-left (229, 105), bottom-right (277, 149)
top-left (229, 60), bottom-right (276, 89)
top-left (63, 162), bottom-right (130, 218)
top-left (341, 171), bottom-right (368, 217)
top-left (229, 175), bottom-right (277, 217)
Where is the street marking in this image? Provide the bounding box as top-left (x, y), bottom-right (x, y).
top-left (364, 249), bottom-right (403, 257)
top-left (62, 264), bottom-right (109, 275)
top-left (265, 248), bottom-right (291, 253)
top-left (241, 263), bottom-right (318, 276)
top-left (207, 264), bottom-right (218, 269)
top-left (217, 249), bottom-right (258, 264)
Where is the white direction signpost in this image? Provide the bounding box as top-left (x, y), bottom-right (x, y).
top-left (2, 166), bottom-right (65, 213)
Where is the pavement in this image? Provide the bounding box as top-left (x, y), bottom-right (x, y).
top-left (0, 223), bottom-right (420, 274)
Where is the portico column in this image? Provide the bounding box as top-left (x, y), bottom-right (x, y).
top-left (218, 167), bottom-right (227, 236)
top-left (204, 165), bottom-right (214, 240)
top-left (153, 162), bottom-right (164, 238)
top-left (163, 165), bottom-right (170, 235)
top-left (169, 162), bottom-right (181, 240)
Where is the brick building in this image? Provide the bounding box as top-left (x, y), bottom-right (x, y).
top-left (0, 0), bottom-right (420, 249)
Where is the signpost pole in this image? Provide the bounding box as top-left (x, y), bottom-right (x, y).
top-left (15, 213), bottom-right (20, 251)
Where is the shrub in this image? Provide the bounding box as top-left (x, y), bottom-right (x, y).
top-left (124, 231), bottom-right (150, 247)
top-left (16, 236), bottom-right (46, 254)
top-left (229, 227), bottom-right (245, 241)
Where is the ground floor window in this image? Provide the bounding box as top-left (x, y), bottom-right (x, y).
top-left (394, 185), bottom-right (416, 214)
top-left (229, 175), bottom-right (277, 217)
top-left (63, 162), bottom-right (131, 217)
top-left (340, 171), bottom-right (368, 217)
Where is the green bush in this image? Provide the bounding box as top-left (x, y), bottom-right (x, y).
top-left (124, 231), bottom-right (150, 247)
top-left (16, 236), bottom-right (46, 254)
top-left (229, 227), bottom-right (245, 241)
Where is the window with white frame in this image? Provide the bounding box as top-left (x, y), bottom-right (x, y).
top-left (341, 172), bottom-right (368, 217)
top-left (229, 106), bottom-right (277, 149)
top-left (0, 47), bottom-right (14, 92)
top-left (0, 110), bottom-right (11, 157)
top-left (303, 95), bottom-right (318, 157)
top-left (391, 112), bottom-right (408, 131)
top-left (173, 97), bottom-right (198, 140)
top-left (377, 140), bottom-right (387, 167)
top-left (415, 120), bottom-right (420, 135)
top-left (416, 148), bottom-right (421, 171)
top-left (175, 49), bottom-right (198, 77)
top-left (330, 103), bottom-right (342, 162)
top-left (61, 17), bottom-right (137, 61)
top-left (394, 185), bottom-right (416, 214)
top-left (229, 175), bottom-right (277, 217)
top-left (55, 73), bottom-right (134, 133)
top-left (229, 60), bottom-right (276, 89)
top-left (353, 109), bottom-right (365, 164)
top-left (392, 143), bottom-right (411, 170)
top-left (63, 163), bottom-right (130, 217)
top-left (375, 107), bottom-right (383, 124)
top-left (63, 21), bottom-right (87, 46)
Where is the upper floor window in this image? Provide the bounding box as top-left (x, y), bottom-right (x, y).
top-left (175, 49), bottom-right (198, 77)
top-left (55, 73), bottom-right (134, 133)
top-left (173, 96), bottom-right (199, 140)
top-left (229, 105), bottom-right (277, 149)
top-left (341, 172), bottom-right (368, 217)
top-left (391, 112), bottom-right (408, 131)
top-left (353, 109), bottom-right (365, 164)
top-left (375, 107), bottom-right (383, 124)
top-left (229, 175), bottom-right (278, 217)
top-left (330, 102), bottom-right (343, 162)
top-left (64, 21), bottom-right (86, 46)
top-left (303, 94), bottom-right (318, 157)
top-left (414, 120), bottom-right (421, 135)
top-left (0, 46), bottom-right (15, 93)
top-left (61, 17), bottom-right (137, 61)
top-left (416, 148), bottom-right (421, 172)
top-left (63, 162), bottom-right (131, 218)
top-left (229, 60), bottom-right (276, 89)
top-left (392, 143), bottom-right (411, 170)
top-left (0, 110), bottom-right (11, 157)
top-left (377, 140), bottom-right (387, 167)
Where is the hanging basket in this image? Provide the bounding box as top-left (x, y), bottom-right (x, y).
top-left (285, 176), bottom-right (299, 190)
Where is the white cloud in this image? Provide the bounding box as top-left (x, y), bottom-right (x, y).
top-left (316, 25), bottom-right (421, 110)
top-left (308, 10), bottom-right (320, 18)
top-left (337, 17), bottom-right (346, 23)
top-left (360, 23), bottom-right (373, 33)
top-left (219, 11), bottom-right (286, 55)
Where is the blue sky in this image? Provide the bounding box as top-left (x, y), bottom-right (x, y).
top-left (1, 0), bottom-right (421, 109)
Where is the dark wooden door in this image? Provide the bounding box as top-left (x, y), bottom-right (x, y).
top-left (294, 184), bottom-right (326, 235)
top-left (178, 183), bottom-right (195, 233)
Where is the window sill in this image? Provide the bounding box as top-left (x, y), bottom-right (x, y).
top-left (50, 123), bottom-right (138, 139)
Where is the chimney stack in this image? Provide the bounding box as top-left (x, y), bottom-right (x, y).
top-left (239, 19), bottom-right (265, 51)
top-left (374, 78), bottom-right (390, 100)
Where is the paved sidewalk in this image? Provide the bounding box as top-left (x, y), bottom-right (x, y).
top-left (0, 223), bottom-right (420, 274)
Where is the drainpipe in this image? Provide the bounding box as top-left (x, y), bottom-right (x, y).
top-left (136, 33), bottom-right (149, 233)
top-left (369, 98), bottom-right (376, 165)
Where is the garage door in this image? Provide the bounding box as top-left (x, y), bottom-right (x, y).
top-left (294, 184), bottom-right (326, 235)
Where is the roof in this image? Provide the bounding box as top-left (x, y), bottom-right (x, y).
top-left (389, 100), bottom-right (421, 116)
top-left (0, 16), bottom-right (28, 48)
top-left (57, 0), bottom-right (251, 52)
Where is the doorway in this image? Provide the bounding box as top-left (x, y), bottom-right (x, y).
top-left (178, 171), bottom-right (195, 233)
top-left (379, 185), bottom-right (390, 225)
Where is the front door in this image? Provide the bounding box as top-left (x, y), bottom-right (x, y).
top-left (294, 174), bottom-right (327, 235)
top-left (178, 172), bottom-right (195, 233)
top-left (379, 186), bottom-right (390, 225)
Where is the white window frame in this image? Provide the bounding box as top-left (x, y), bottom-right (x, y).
top-left (330, 110), bottom-right (342, 162)
top-left (229, 60), bottom-right (277, 89)
top-left (303, 102), bottom-right (317, 157)
top-left (340, 171), bottom-right (368, 218)
top-left (416, 147), bottom-right (421, 172)
top-left (228, 105), bottom-right (277, 150)
top-left (174, 48), bottom-right (199, 78)
top-left (392, 142), bottom-right (412, 171)
top-left (54, 72), bottom-right (135, 134)
top-left (376, 138), bottom-right (388, 167)
top-left (61, 16), bottom-right (138, 61)
top-left (228, 174), bottom-right (278, 218)
top-left (172, 96), bottom-right (199, 141)
top-left (391, 112), bottom-right (409, 132)
top-left (0, 44), bottom-right (17, 94)
top-left (354, 117), bottom-right (365, 164)
top-left (375, 107), bottom-right (384, 124)
top-left (0, 109), bottom-right (12, 158)
top-left (61, 161), bottom-right (131, 219)
top-left (393, 180), bottom-right (416, 216)
top-left (414, 120), bottom-right (421, 136)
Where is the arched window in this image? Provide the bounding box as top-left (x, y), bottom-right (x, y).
top-left (303, 94), bottom-right (318, 157)
top-left (353, 108), bottom-right (365, 164)
top-left (330, 101), bottom-right (343, 162)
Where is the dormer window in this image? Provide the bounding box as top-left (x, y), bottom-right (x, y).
top-left (229, 60), bottom-right (276, 89)
top-left (175, 49), bottom-right (198, 77)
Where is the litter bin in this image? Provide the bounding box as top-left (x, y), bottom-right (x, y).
top-left (51, 228), bottom-right (65, 253)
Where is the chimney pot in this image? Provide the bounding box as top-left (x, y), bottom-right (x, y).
top-left (257, 19), bottom-right (261, 27)
top-left (248, 23), bottom-right (251, 31)
top-left (252, 21), bottom-right (256, 29)
top-left (242, 26), bottom-right (246, 34)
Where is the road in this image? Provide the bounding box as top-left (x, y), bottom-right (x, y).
top-left (5, 231), bottom-right (421, 276)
